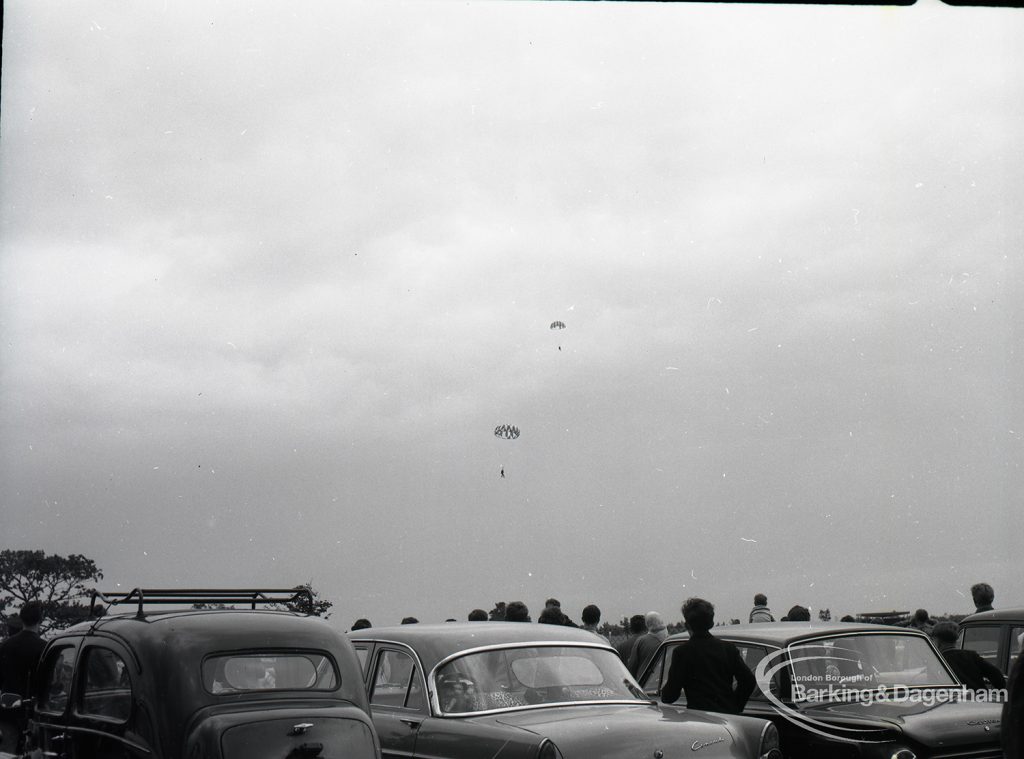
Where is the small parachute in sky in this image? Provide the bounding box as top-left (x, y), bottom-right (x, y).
top-left (494, 424), bottom-right (520, 440)
top-left (549, 320), bottom-right (566, 330)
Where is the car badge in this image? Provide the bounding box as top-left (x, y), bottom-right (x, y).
top-left (691, 737), bottom-right (725, 751)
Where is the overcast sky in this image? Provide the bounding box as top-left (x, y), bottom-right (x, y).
top-left (1, 0), bottom-right (1021, 629)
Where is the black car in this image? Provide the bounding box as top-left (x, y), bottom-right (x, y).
top-left (9, 588), bottom-right (381, 759)
top-left (349, 621), bottom-right (783, 759)
top-left (638, 622), bottom-right (1004, 759)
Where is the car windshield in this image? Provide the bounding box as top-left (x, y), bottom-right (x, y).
top-left (788, 634), bottom-right (957, 691)
top-left (202, 652), bottom-right (338, 693)
top-left (433, 645), bottom-right (647, 714)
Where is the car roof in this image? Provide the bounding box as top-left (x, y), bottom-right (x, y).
top-left (348, 622), bottom-right (612, 671)
top-left (662, 621), bottom-right (932, 647)
top-left (960, 607), bottom-right (1024, 624)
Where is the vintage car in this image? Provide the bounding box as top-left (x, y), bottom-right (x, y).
top-left (957, 607), bottom-right (1024, 678)
top-left (348, 621), bottom-right (783, 759)
top-left (7, 588), bottom-right (381, 759)
top-left (638, 622), bottom-right (1005, 759)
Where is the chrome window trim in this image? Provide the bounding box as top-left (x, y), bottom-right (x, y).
top-left (428, 641), bottom-right (646, 717)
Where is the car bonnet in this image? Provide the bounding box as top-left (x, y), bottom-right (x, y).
top-left (492, 702), bottom-right (745, 757)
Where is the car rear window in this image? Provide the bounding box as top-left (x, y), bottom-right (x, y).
top-left (202, 652), bottom-right (338, 693)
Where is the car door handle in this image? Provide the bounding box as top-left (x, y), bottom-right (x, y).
top-left (399, 717), bottom-right (422, 728)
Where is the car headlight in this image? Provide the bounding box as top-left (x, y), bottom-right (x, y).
top-left (758, 721), bottom-right (783, 759)
top-left (890, 751), bottom-right (916, 759)
top-left (538, 739), bottom-right (564, 759)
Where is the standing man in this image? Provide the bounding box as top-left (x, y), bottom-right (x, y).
top-left (0, 601), bottom-right (46, 698)
top-left (627, 611), bottom-right (669, 677)
top-left (748, 594), bottom-right (774, 623)
top-left (615, 614), bottom-right (647, 665)
top-left (971, 583), bottom-right (995, 613)
top-left (661, 598), bottom-right (756, 715)
top-left (580, 605), bottom-right (608, 642)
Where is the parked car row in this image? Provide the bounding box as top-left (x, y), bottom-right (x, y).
top-left (0, 589), bottom-right (1013, 759)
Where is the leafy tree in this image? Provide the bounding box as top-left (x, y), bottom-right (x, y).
top-left (0, 550), bottom-right (103, 634)
top-left (284, 582), bottom-right (333, 618)
top-left (818, 608), bottom-right (832, 622)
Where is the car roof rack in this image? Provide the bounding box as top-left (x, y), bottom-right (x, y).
top-left (89, 587), bottom-right (315, 618)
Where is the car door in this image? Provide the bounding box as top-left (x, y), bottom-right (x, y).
top-left (64, 641), bottom-right (152, 758)
top-left (32, 640), bottom-right (80, 759)
top-left (368, 646), bottom-right (427, 759)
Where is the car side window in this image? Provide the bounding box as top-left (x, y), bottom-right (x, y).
top-left (80, 648), bottom-right (131, 721)
top-left (354, 645), bottom-right (370, 675)
top-left (962, 626), bottom-right (1002, 668)
top-left (371, 649), bottom-right (422, 710)
top-left (732, 644), bottom-right (777, 699)
top-left (38, 646), bottom-right (76, 714)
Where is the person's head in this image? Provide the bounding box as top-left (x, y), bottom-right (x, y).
top-left (645, 611), bottom-right (666, 634)
top-left (538, 607), bottom-right (564, 625)
top-left (786, 605), bottom-right (811, 622)
top-left (754, 593), bottom-right (768, 607)
top-left (351, 618), bottom-right (372, 631)
top-left (581, 604), bottom-right (601, 627)
top-left (629, 614), bottom-right (647, 635)
top-left (681, 598), bottom-right (715, 633)
top-left (912, 609), bottom-right (930, 623)
top-left (545, 598), bottom-right (561, 609)
top-left (505, 601), bottom-right (531, 623)
top-left (401, 616), bottom-right (419, 625)
top-left (19, 601), bottom-right (43, 629)
top-left (930, 620), bottom-right (959, 647)
top-left (468, 609), bottom-right (488, 622)
top-left (971, 583), bottom-right (994, 609)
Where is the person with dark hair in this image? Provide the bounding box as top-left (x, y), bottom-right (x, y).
top-left (351, 618), bottom-right (372, 631)
top-left (661, 598), bottom-right (755, 714)
top-left (931, 621), bottom-right (1005, 692)
top-left (971, 583), bottom-right (995, 613)
top-left (627, 611), bottom-right (669, 677)
top-left (749, 594), bottom-right (774, 623)
top-left (786, 605), bottom-right (811, 622)
top-left (615, 614), bottom-right (647, 664)
top-left (401, 616), bottom-right (419, 625)
top-left (543, 598), bottom-right (577, 627)
top-left (0, 601), bottom-right (46, 697)
top-left (904, 609), bottom-right (934, 634)
top-left (538, 607), bottom-right (564, 625)
top-left (468, 609), bottom-right (488, 622)
top-left (580, 604), bottom-right (608, 642)
top-left (505, 602), bottom-right (530, 623)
